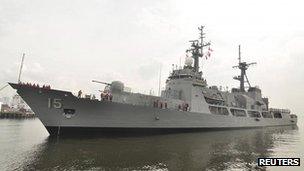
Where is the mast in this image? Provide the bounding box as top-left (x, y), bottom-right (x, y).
top-left (17, 53), bottom-right (25, 83)
top-left (186, 26), bottom-right (210, 72)
top-left (198, 26), bottom-right (204, 56)
top-left (233, 45), bottom-right (256, 92)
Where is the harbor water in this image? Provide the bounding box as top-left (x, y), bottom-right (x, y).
top-left (0, 118), bottom-right (303, 171)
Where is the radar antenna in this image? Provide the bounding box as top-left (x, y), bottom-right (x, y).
top-left (233, 45), bottom-right (256, 92)
top-left (186, 26), bottom-right (210, 72)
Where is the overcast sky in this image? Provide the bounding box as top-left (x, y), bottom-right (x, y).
top-left (0, 0), bottom-right (303, 115)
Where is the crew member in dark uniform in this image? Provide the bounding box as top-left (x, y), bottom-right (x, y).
top-left (78, 90), bottom-right (82, 98)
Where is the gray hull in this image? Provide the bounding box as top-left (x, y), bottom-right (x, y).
top-left (10, 83), bottom-right (297, 136)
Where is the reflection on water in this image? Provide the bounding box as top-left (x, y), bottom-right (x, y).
top-left (0, 119), bottom-right (302, 171)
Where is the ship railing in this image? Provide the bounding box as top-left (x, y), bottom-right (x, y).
top-left (269, 108), bottom-right (290, 114)
top-left (18, 82), bottom-right (51, 90)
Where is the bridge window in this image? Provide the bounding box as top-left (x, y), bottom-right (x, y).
top-left (273, 112), bottom-right (282, 118)
top-left (230, 109), bottom-right (246, 117)
top-left (262, 111), bottom-right (273, 118)
top-left (209, 106), bottom-right (229, 115)
top-left (248, 111), bottom-right (261, 118)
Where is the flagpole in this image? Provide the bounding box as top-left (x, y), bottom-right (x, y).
top-left (158, 64), bottom-right (162, 96)
top-left (18, 53), bottom-right (25, 83)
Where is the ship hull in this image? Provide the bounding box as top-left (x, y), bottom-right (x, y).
top-left (45, 126), bottom-right (289, 137)
top-left (9, 83), bottom-right (297, 136)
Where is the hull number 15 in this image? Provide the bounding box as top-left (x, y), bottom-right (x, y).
top-left (48, 98), bottom-right (62, 109)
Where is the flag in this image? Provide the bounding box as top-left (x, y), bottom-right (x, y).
top-left (205, 51), bottom-right (211, 59)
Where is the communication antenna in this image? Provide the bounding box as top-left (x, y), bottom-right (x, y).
top-left (158, 65), bottom-right (162, 96)
top-left (179, 56), bottom-right (181, 69)
top-left (238, 45), bottom-right (241, 63)
top-left (17, 53), bottom-right (25, 83)
top-left (198, 26), bottom-right (204, 55)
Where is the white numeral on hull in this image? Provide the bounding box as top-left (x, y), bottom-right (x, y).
top-left (48, 98), bottom-right (62, 109)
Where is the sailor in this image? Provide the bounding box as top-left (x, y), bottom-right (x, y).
top-left (105, 93), bottom-right (109, 101)
top-left (153, 101), bottom-right (157, 107)
top-left (78, 90), bottom-right (82, 98)
top-left (182, 103), bottom-right (189, 111)
top-left (92, 95), bottom-right (96, 100)
top-left (185, 103), bottom-right (189, 111)
top-left (100, 92), bottom-right (104, 100)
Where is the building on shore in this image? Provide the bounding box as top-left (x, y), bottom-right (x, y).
top-left (1, 104), bottom-right (12, 113)
top-left (11, 94), bottom-right (31, 111)
top-left (0, 97), bottom-right (10, 105)
top-left (0, 94), bottom-right (33, 114)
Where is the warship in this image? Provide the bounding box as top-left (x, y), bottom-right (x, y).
top-left (9, 26), bottom-right (297, 136)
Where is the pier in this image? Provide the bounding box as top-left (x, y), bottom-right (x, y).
top-left (0, 112), bottom-right (35, 119)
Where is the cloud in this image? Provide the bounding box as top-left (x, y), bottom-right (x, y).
top-left (0, 0), bottom-right (303, 114)
top-left (137, 59), bottom-right (161, 80)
